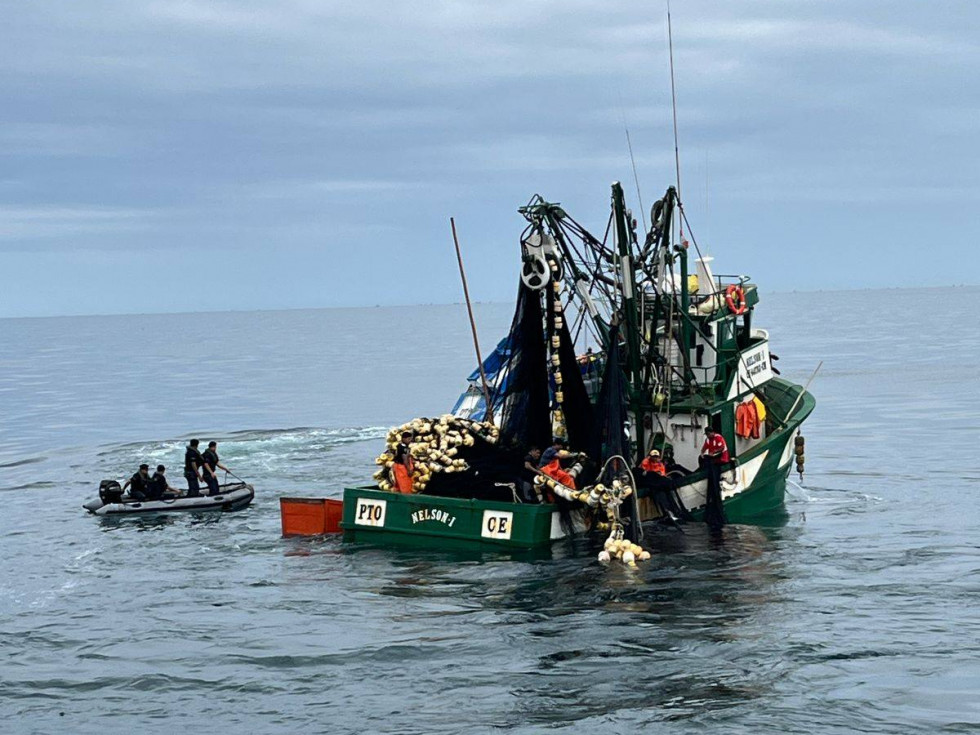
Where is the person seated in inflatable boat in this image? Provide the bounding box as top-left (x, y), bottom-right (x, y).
top-left (148, 465), bottom-right (179, 500)
top-left (122, 464), bottom-right (151, 500)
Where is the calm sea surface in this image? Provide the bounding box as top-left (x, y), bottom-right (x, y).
top-left (1, 288), bottom-right (978, 734)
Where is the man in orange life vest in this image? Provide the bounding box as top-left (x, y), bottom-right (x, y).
top-left (636, 448), bottom-right (686, 521)
top-left (639, 448), bottom-right (667, 477)
top-left (392, 431), bottom-right (415, 493)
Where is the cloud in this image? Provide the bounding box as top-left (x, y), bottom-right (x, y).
top-left (0, 206), bottom-right (154, 242)
top-left (0, 0), bottom-right (978, 315)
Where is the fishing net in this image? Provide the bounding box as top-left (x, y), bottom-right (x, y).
top-left (496, 282), bottom-right (552, 451)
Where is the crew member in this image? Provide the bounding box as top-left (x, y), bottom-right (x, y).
top-left (639, 449), bottom-right (667, 477)
top-left (202, 441), bottom-right (230, 496)
top-left (521, 446), bottom-right (542, 502)
top-left (538, 437), bottom-right (567, 468)
top-left (184, 439), bottom-right (205, 497)
top-left (540, 446), bottom-right (578, 490)
top-left (700, 426), bottom-right (730, 464)
top-left (149, 465), bottom-right (176, 500)
top-left (699, 425), bottom-right (729, 533)
top-left (392, 431), bottom-right (415, 493)
top-left (122, 464), bottom-right (150, 500)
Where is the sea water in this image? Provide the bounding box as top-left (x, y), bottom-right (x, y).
top-left (0, 288), bottom-right (977, 734)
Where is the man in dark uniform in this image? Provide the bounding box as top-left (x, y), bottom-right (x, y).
top-left (122, 464), bottom-right (150, 500)
top-left (184, 439), bottom-right (205, 497)
top-left (149, 465), bottom-right (176, 500)
top-left (201, 441), bottom-right (230, 496)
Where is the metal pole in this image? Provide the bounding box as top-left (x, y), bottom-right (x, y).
top-left (777, 361), bottom-right (823, 430)
top-left (450, 217), bottom-right (495, 425)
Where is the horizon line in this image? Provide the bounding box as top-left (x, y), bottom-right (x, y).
top-left (2, 282), bottom-right (976, 322)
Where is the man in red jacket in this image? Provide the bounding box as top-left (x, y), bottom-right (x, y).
top-left (701, 426), bottom-right (730, 464)
top-left (700, 425), bottom-right (729, 532)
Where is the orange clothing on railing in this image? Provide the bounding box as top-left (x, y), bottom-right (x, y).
top-left (736, 400), bottom-right (761, 439)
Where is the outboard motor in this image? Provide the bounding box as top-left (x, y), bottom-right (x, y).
top-left (99, 480), bottom-right (123, 505)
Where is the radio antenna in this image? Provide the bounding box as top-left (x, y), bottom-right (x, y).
top-left (667, 0), bottom-right (684, 238)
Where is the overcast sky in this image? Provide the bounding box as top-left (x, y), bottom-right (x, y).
top-left (1, 1), bottom-right (977, 317)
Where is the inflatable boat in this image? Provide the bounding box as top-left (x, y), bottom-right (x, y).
top-left (83, 480), bottom-right (255, 516)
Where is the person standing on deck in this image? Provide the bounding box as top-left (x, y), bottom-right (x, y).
top-left (392, 431), bottom-right (415, 493)
top-left (202, 441), bottom-right (230, 496)
top-left (700, 426), bottom-right (730, 465)
top-left (521, 446), bottom-right (542, 502)
top-left (184, 439), bottom-right (205, 497)
top-left (699, 426), bottom-right (729, 532)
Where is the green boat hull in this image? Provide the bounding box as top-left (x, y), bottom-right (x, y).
top-left (340, 487), bottom-right (572, 550)
top-left (341, 378), bottom-right (814, 549)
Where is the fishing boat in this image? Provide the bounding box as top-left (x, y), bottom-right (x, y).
top-left (284, 181), bottom-right (816, 552)
top-left (84, 480), bottom-right (255, 516)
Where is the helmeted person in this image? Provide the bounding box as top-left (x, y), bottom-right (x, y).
top-left (392, 431), bottom-right (415, 493)
top-left (122, 464), bottom-right (151, 500)
top-left (201, 441), bottom-right (230, 496)
top-left (639, 448), bottom-right (667, 477)
top-left (184, 439), bottom-right (206, 497)
top-left (148, 464), bottom-right (176, 500)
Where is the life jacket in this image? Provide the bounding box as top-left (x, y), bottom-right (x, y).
top-left (640, 457), bottom-right (666, 475)
top-left (752, 395), bottom-right (767, 422)
top-left (542, 459), bottom-right (576, 490)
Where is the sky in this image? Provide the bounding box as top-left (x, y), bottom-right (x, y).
top-left (0, 1), bottom-right (978, 318)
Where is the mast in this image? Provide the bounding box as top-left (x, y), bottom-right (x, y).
top-left (611, 182), bottom-right (644, 453)
top-left (666, 4), bottom-right (694, 389)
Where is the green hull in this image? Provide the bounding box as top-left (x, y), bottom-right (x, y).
top-left (341, 378), bottom-right (814, 549)
top-left (340, 487), bottom-right (567, 549)
top-left (652, 377), bottom-right (816, 524)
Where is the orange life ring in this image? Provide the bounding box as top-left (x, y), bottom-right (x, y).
top-left (725, 284), bottom-right (747, 315)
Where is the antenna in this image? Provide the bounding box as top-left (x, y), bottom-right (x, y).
top-left (619, 95), bottom-right (647, 233)
top-left (624, 124), bottom-right (647, 233)
top-left (667, 0), bottom-right (683, 239)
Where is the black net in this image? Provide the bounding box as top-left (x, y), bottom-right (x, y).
top-left (422, 438), bottom-right (526, 502)
top-left (496, 282), bottom-right (552, 451)
top-left (591, 323), bottom-right (640, 541)
top-left (591, 323), bottom-right (629, 467)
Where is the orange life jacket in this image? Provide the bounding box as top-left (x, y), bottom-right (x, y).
top-left (640, 457), bottom-right (666, 475)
